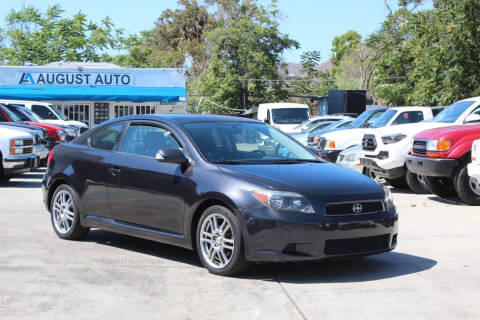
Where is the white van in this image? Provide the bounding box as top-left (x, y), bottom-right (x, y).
top-left (257, 103), bottom-right (310, 132)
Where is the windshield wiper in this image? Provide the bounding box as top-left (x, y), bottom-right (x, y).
top-left (211, 160), bottom-right (253, 165)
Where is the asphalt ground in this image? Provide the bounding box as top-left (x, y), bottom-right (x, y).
top-left (0, 169), bottom-right (479, 319)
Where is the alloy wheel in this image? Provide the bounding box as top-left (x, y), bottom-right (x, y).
top-left (53, 190), bottom-right (75, 234)
top-left (469, 177), bottom-right (480, 196)
top-left (199, 213), bottom-right (235, 269)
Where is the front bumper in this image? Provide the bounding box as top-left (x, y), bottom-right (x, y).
top-left (319, 149), bottom-right (342, 163)
top-left (406, 155), bottom-right (457, 177)
top-left (242, 206), bottom-right (398, 262)
top-left (468, 163), bottom-right (480, 180)
top-left (361, 157), bottom-right (405, 180)
top-left (2, 154), bottom-right (37, 176)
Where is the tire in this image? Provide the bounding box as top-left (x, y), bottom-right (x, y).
top-left (454, 164), bottom-right (480, 205)
top-left (196, 205), bottom-right (251, 276)
top-left (0, 175), bottom-right (11, 183)
top-left (50, 184), bottom-right (89, 240)
top-left (385, 176), bottom-right (408, 189)
top-left (406, 170), bottom-right (429, 194)
top-left (423, 176), bottom-right (457, 198)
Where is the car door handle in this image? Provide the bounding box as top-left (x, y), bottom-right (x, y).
top-left (108, 167), bottom-right (121, 176)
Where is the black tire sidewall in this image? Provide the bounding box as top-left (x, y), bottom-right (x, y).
top-left (50, 184), bottom-right (88, 239)
top-left (196, 205), bottom-right (248, 276)
top-left (406, 170), bottom-right (429, 194)
top-left (424, 176), bottom-right (457, 198)
top-left (455, 164), bottom-right (480, 205)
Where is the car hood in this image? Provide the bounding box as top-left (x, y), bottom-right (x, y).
top-left (414, 123), bottom-right (480, 140)
top-left (41, 119), bottom-right (88, 128)
top-left (217, 162), bottom-right (383, 200)
top-left (308, 126), bottom-right (351, 138)
top-left (0, 122), bottom-right (44, 134)
top-left (367, 121), bottom-right (454, 137)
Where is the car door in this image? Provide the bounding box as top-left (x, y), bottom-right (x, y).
top-left (107, 121), bottom-right (191, 235)
top-left (75, 122), bottom-right (126, 218)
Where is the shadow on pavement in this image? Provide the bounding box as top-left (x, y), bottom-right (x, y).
top-left (0, 180), bottom-right (42, 188)
top-left (427, 196), bottom-right (465, 205)
top-left (83, 229), bottom-right (436, 283)
top-left (84, 229), bottom-right (203, 267)
top-left (244, 252), bottom-right (437, 283)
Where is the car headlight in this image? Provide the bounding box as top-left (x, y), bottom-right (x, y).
top-left (10, 139), bottom-right (24, 146)
top-left (345, 153), bottom-right (360, 162)
top-left (57, 130), bottom-right (66, 142)
top-left (252, 190), bottom-right (315, 213)
top-left (65, 127), bottom-right (77, 137)
top-left (382, 184), bottom-right (394, 210)
top-left (426, 139), bottom-right (451, 152)
top-left (382, 134), bottom-right (407, 144)
top-left (325, 140), bottom-right (335, 149)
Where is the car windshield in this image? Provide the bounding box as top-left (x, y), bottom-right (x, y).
top-left (293, 118), bottom-right (312, 130)
top-left (49, 104), bottom-right (68, 120)
top-left (305, 121), bottom-right (333, 133)
top-left (272, 108), bottom-right (309, 125)
top-left (183, 121), bottom-right (318, 164)
top-left (0, 105), bottom-right (22, 122)
top-left (350, 109), bottom-right (385, 128)
top-left (23, 108), bottom-right (42, 122)
top-left (432, 101), bottom-right (475, 123)
top-left (371, 109), bottom-right (398, 128)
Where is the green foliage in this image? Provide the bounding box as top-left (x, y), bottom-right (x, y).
top-left (197, 0), bottom-right (298, 112)
top-left (331, 30), bottom-right (361, 66)
top-left (0, 5), bottom-right (124, 65)
top-left (290, 51), bottom-right (334, 97)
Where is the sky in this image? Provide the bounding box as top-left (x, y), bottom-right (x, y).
top-left (1, 0), bottom-right (431, 63)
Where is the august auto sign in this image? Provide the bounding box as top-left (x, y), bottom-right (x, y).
top-left (18, 72), bottom-right (133, 86)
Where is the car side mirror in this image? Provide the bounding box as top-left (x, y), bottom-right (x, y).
top-left (264, 119), bottom-right (270, 125)
top-left (156, 148), bottom-right (189, 165)
top-left (464, 113), bottom-right (480, 124)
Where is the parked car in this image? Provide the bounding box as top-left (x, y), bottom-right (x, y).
top-left (0, 104), bottom-right (49, 165)
top-left (257, 103), bottom-right (310, 132)
top-left (284, 115), bottom-right (351, 135)
top-left (361, 99), bottom-right (480, 192)
top-left (43, 114), bottom-right (398, 276)
top-left (0, 99), bottom-right (88, 135)
top-left (307, 118), bottom-right (356, 147)
top-left (4, 104), bottom-right (67, 145)
top-left (289, 120), bottom-right (336, 145)
top-left (468, 140), bottom-right (480, 192)
top-left (0, 126), bottom-right (37, 182)
top-left (318, 107), bottom-right (433, 162)
top-left (336, 145), bottom-right (365, 174)
top-left (406, 123), bottom-right (480, 205)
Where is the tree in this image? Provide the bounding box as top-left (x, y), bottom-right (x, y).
top-left (331, 30), bottom-right (362, 66)
top-left (0, 5), bottom-right (124, 65)
top-left (290, 51), bottom-right (335, 97)
top-left (197, 0), bottom-right (298, 112)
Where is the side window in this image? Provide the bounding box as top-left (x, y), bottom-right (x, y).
top-left (393, 111), bottom-right (424, 125)
top-left (90, 123), bottom-right (124, 151)
top-left (0, 111), bottom-right (7, 122)
top-left (32, 105), bottom-right (56, 120)
top-left (471, 106), bottom-right (480, 115)
top-left (121, 125), bottom-right (181, 158)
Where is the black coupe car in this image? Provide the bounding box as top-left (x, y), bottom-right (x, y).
top-left (43, 114), bottom-right (398, 276)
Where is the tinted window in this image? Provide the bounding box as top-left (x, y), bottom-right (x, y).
top-left (0, 111), bottom-right (7, 122)
top-left (32, 105), bottom-right (57, 120)
top-left (392, 111), bottom-right (424, 125)
top-left (350, 109), bottom-right (385, 128)
top-left (121, 125), bottom-right (181, 158)
top-left (272, 108), bottom-right (309, 124)
top-left (184, 122), bottom-right (316, 163)
top-left (6, 106), bottom-right (30, 121)
top-left (433, 101), bottom-right (475, 123)
top-left (90, 123), bottom-right (124, 151)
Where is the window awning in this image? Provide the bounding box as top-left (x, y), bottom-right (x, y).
top-left (0, 85), bottom-right (186, 103)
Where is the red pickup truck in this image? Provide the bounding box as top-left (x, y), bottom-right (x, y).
top-left (406, 123), bottom-right (480, 205)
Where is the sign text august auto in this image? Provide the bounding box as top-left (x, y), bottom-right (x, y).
top-left (18, 72), bottom-right (132, 86)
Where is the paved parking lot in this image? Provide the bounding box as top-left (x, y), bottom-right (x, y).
top-left (1, 169), bottom-right (479, 319)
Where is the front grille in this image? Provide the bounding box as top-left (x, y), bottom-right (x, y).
top-left (413, 139), bottom-right (427, 154)
top-left (362, 134), bottom-right (377, 151)
top-left (324, 234), bottom-right (390, 255)
top-left (318, 137), bottom-right (327, 150)
top-left (325, 201), bottom-right (384, 216)
top-left (23, 139), bottom-right (33, 146)
top-left (307, 135), bottom-right (314, 143)
top-left (22, 147), bottom-right (33, 154)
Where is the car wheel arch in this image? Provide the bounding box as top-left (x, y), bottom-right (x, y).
top-left (187, 195), bottom-right (242, 251)
top-left (47, 177), bottom-right (74, 209)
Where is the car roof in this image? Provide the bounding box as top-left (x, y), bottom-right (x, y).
top-left (0, 99), bottom-right (51, 105)
top-left (106, 114), bottom-right (261, 124)
top-left (258, 103), bottom-right (309, 109)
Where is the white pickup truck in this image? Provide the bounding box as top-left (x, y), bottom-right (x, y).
top-left (360, 98), bottom-right (480, 192)
top-left (0, 126), bottom-right (37, 182)
top-left (318, 107), bottom-right (435, 163)
top-left (467, 139), bottom-right (480, 195)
